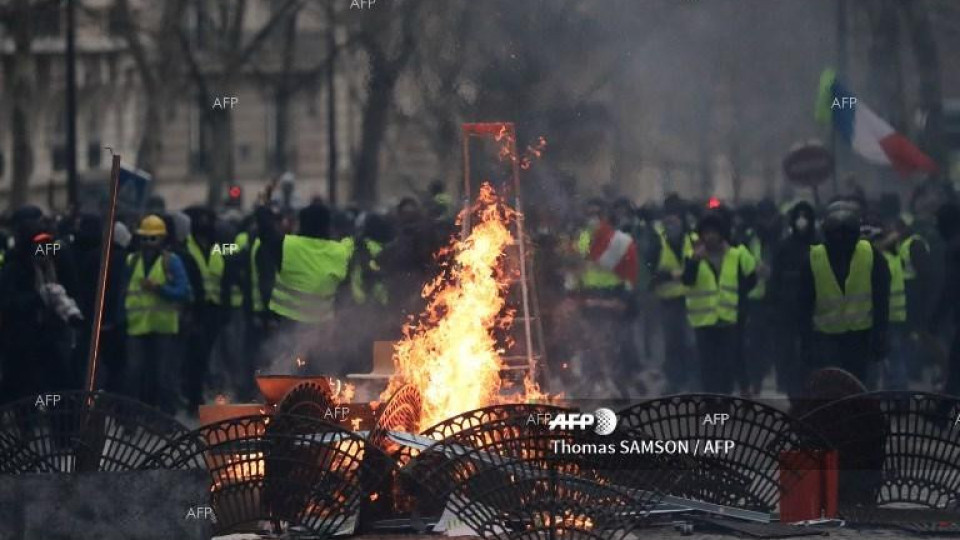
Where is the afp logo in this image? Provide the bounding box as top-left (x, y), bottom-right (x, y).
top-left (548, 408), bottom-right (618, 436)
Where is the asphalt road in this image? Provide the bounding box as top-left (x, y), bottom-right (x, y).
top-left (350, 529), bottom-right (941, 539)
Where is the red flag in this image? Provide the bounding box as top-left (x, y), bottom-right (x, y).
top-left (588, 222), bottom-right (638, 286)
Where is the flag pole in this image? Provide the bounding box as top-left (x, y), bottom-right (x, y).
top-left (833, 0), bottom-right (848, 196)
top-left (84, 153), bottom-right (123, 394)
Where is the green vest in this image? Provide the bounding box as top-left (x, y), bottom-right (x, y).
top-left (654, 231), bottom-right (694, 299)
top-left (187, 235), bottom-right (243, 306)
top-left (350, 239), bottom-right (388, 305)
top-left (576, 229), bottom-right (623, 290)
top-left (884, 251), bottom-right (906, 323)
top-left (685, 246), bottom-right (753, 328)
top-left (250, 237), bottom-right (265, 312)
top-left (187, 235), bottom-right (219, 304)
top-left (269, 235), bottom-right (354, 323)
top-left (125, 252), bottom-right (179, 336)
top-left (233, 232), bottom-right (265, 312)
top-left (810, 240), bottom-right (874, 334)
top-left (898, 234), bottom-right (929, 281)
top-left (747, 235), bottom-right (767, 300)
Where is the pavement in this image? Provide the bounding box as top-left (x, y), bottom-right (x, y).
top-left (349, 531), bottom-right (937, 539)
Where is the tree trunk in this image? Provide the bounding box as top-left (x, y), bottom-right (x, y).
top-left (274, 10), bottom-right (297, 174)
top-left (353, 57), bottom-right (397, 207)
top-left (8, 0), bottom-right (35, 210)
top-left (205, 109), bottom-right (234, 206)
top-left (136, 89), bottom-right (162, 176)
top-left (865, 0), bottom-right (906, 130)
top-left (900, 1), bottom-right (946, 174)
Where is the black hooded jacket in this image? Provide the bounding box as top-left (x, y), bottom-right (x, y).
top-left (770, 202), bottom-right (816, 315)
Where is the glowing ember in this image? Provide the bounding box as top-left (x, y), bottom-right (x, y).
top-left (383, 182), bottom-right (547, 428)
top-left (210, 452), bottom-right (265, 491)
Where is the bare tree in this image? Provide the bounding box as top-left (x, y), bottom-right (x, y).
top-left (178, 0), bottom-right (304, 206)
top-left (350, 0), bottom-right (419, 207)
top-left (113, 0), bottom-right (189, 180)
top-left (0, 0), bottom-right (46, 209)
top-left (899, 0), bottom-right (946, 173)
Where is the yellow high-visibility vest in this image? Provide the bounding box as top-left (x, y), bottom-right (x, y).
top-left (685, 245), bottom-right (754, 328)
top-left (898, 234), bottom-right (929, 281)
top-left (883, 251), bottom-right (906, 323)
top-left (350, 239), bottom-right (388, 305)
top-left (187, 235), bottom-right (219, 304)
top-left (250, 237), bottom-right (264, 312)
top-left (576, 229), bottom-right (623, 290)
top-left (654, 231), bottom-right (695, 299)
top-left (187, 234), bottom-right (243, 306)
top-left (269, 235), bottom-right (354, 323)
top-left (810, 240), bottom-right (874, 334)
top-left (747, 235), bottom-right (766, 300)
top-left (125, 253), bottom-right (179, 336)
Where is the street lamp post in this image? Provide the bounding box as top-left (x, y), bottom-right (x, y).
top-left (65, 0), bottom-right (79, 209)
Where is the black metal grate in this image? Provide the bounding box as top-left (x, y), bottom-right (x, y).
top-left (274, 380), bottom-right (336, 417)
top-left (617, 394), bottom-right (831, 513)
top-left (144, 413), bottom-right (393, 536)
top-left (800, 391), bottom-right (960, 508)
top-left (368, 384), bottom-right (422, 452)
top-left (406, 409), bottom-right (670, 539)
top-left (0, 391), bottom-right (192, 474)
top-left (420, 403), bottom-right (571, 441)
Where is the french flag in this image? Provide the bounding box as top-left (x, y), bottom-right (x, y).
top-left (816, 69), bottom-right (937, 176)
top-left (589, 222), bottom-right (638, 286)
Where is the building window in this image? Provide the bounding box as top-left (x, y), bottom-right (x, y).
top-left (50, 109), bottom-right (67, 172)
top-left (34, 5), bottom-right (61, 37)
top-left (87, 143), bottom-right (102, 169)
top-left (86, 111), bottom-right (103, 169)
top-left (188, 100), bottom-right (206, 173)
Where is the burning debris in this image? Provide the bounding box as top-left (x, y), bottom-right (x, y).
top-left (381, 183), bottom-right (552, 430)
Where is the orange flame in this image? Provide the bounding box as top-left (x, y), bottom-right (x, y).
top-left (383, 183), bottom-right (531, 428)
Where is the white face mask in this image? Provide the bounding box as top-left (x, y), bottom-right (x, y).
top-left (794, 216), bottom-right (809, 232)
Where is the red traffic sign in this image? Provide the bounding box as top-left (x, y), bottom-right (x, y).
top-left (783, 143), bottom-right (834, 187)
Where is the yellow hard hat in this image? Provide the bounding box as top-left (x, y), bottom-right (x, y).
top-left (137, 215), bottom-right (168, 237)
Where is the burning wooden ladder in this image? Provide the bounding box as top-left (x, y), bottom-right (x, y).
top-left (460, 122), bottom-right (547, 386)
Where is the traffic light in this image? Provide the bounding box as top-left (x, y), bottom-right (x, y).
top-left (226, 184), bottom-right (243, 208)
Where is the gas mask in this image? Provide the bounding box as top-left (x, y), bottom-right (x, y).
top-left (663, 221), bottom-right (683, 240)
top-left (793, 216), bottom-right (809, 233)
top-left (823, 220), bottom-right (860, 251)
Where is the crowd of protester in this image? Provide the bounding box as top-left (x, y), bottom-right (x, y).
top-left (1, 177), bottom-right (959, 417)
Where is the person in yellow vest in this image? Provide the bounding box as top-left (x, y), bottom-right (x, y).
top-left (257, 201), bottom-right (354, 373)
top-left (124, 215), bottom-right (191, 414)
top-left (180, 206), bottom-right (223, 413)
top-left (741, 201), bottom-right (781, 396)
top-left (645, 206), bottom-right (697, 393)
top-left (798, 201), bottom-right (890, 385)
top-left (572, 198), bottom-right (641, 397)
top-left (682, 210), bottom-right (757, 395)
top-left (212, 224), bottom-right (259, 400)
top-left (866, 217), bottom-right (908, 389)
top-left (339, 213), bottom-right (392, 375)
top-left (892, 217), bottom-right (933, 384)
top-left (348, 213), bottom-right (390, 308)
